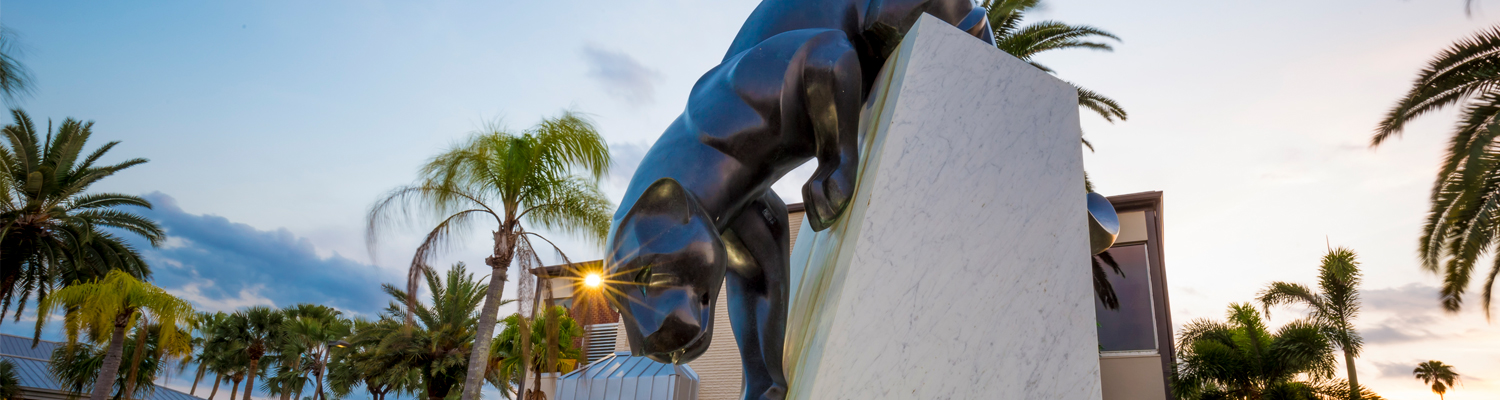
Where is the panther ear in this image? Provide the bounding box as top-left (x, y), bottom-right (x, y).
top-left (611, 177), bottom-right (721, 254)
top-left (635, 178), bottom-right (698, 225)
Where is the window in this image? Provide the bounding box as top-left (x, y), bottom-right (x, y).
top-left (1094, 244), bottom-right (1157, 352)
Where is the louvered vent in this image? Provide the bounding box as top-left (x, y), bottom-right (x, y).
top-left (583, 323), bottom-right (618, 364)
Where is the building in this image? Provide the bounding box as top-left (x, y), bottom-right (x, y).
top-left (544, 194), bottom-right (1170, 400)
top-left (0, 334), bottom-right (207, 400)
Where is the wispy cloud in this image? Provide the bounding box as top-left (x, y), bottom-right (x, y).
top-left (581, 45), bottom-right (663, 105)
top-left (1375, 359), bottom-right (1419, 379)
top-left (128, 192), bottom-right (398, 316)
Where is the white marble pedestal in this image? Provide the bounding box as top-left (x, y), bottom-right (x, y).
top-left (782, 14), bottom-right (1101, 400)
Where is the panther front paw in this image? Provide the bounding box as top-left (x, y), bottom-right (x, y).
top-left (802, 169), bottom-right (853, 231)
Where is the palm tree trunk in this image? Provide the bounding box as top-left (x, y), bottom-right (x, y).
top-left (243, 357), bottom-right (261, 400)
top-left (282, 356), bottom-right (302, 400)
top-left (313, 351), bottom-right (327, 400)
top-left (209, 374), bottom-right (223, 400)
top-left (123, 325), bottom-right (150, 400)
top-left (518, 267), bottom-right (543, 400)
top-left (90, 314), bottom-right (131, 400)
top-left (294, 371), bottom-right (308, 400)
top-left (191, 362), bottom-right (208, 395)
top-left (1345, 349), bottom-right (1360, 400)
top-left (229, 378), bottom-right (241, 400)
top-left (458, 230), bottom-right (515, 400)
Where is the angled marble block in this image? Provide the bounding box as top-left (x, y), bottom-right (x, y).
top-left (783, 14), bottom-right (1099, 400)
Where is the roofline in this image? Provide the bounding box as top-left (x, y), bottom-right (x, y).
top-left (1105, 191), bottom-right (1163, 213)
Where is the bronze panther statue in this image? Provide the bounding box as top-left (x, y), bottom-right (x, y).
top-left (605, 1), bottom-right (994, 398)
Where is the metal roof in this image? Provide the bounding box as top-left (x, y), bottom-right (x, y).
top-left (554, 352), bottom-right (699, 400)
top-left (0, 334), bottom-right (206, 400)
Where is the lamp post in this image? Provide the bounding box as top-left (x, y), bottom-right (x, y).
top-left (313, 341), bottom-right (351, 400)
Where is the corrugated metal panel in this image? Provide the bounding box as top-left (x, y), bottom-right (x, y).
top-left (557, 352), bottom-right (697, 400)
top-left (0, 334), bottom-right (206, 400)
top-left (0, 335), bottom-right (60, 361)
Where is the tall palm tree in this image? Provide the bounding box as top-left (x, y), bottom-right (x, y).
top-left (1413, 360), bottom-right (1459, 400)
top-left (358, 264), bottom-right (494, 400)
top-left (1173, 303), bottom-right (1340, 400)
top-left (33, 270), bottom-right (195, 400)
top-left (0, 110), bottom-right (165, 321)
top-left (982, 0), bottom-right (1128, 126)
top-left (0, 29), bottom-right (33, 103)
top-left (1258, 247), bottom-right (1367, 400)
top-left (1369, 27), bottom-right (1500, 316)
top-left (366, 111), bottom-right (612, 400)
top-left (228, 307), bottom-right (283, 400)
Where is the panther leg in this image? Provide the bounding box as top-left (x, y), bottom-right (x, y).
top-left (722, 191), bottom-right (790, 400)
top-left (796, 30), bottom-right (863, 232)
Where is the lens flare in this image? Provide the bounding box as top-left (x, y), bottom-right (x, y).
top-left (584, 273), bottom-right (604, 288)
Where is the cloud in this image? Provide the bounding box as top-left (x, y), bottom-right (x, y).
top-left (1359, 283), bottom-right (1453, 344)
top-left (1364, 283), bottom-right (1443, 315)
top-left (1375, 359), bottom-right (1419, 378)
top-left (1364, 319), bottom-right (1442, 344)
top-left (608, 141), bottom-right (650, 182)
top-left (127, 192), bottom-right (399, 316)
top-left (165, 280), bottom-right (276, 313)
top-left (581, 45), bottom-right (663, 105)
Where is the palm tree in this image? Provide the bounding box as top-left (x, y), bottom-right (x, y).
top-left (1414, 360), bottom-right (1459, 400)
top-left (982, 0), bottom-right (1128, 126)
top-left (0, 359), bottom-right (19, 400)
top-left (227, 306), bottom-right (283, 400)
top-left (328, 318), bottom-right (415, 400)
top-left (33, 270), bottom-right (194, 400)
top-left (122, 322), bottom-right (191, 400)
top-left (272, 304), bottom-right (350, 400)
top-left (0, 109), bottom-right (165, 321)
top-left (0, 29), bottom-right (33, 103)
top-left (1368, 27), bottom-right (1500, 316)
top-left (358, 264), bottom-right (493, 400)
top-left (489, 306), bottom-right (583, 398)
top-left (366, 111), bottom-right (612, 400)
top-left (1173, 303), bottom-right (1340, 399)
top-left (49, 323), bottom-right (183, 400)
top-left (1258, 247), bottom-right (1367, 400)
top-left (188, 312), bottom-right (231, 396)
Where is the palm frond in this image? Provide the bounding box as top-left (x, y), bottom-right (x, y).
top-left (1375, 26), bottom-right (1500, 145)
top-left (1076, 85), bottom-right (1128, 123)
top-left (0, 30), bottom-right (33, 103)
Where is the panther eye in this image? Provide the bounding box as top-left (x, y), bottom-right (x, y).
top-left (634, 264), bottom-right (653, 297)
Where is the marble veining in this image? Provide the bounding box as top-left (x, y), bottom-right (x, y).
top-left (783, 14), bottom-right (1100, 400)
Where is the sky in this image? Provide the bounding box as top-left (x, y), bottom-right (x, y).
top-left (0, 0), bottom-right (1494, 399)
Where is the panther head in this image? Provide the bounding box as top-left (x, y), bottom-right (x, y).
top-left (604, 178), bottom-right (726, 364)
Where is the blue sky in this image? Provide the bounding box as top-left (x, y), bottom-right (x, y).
top-left (1, 0), bottom-right (1497, 399)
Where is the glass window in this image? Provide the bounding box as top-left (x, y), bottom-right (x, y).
top-left (1094, 244), bottom-right (1157, 352)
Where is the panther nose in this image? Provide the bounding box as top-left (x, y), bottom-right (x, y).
top-left (642, 312), bottom-right (704, 357)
